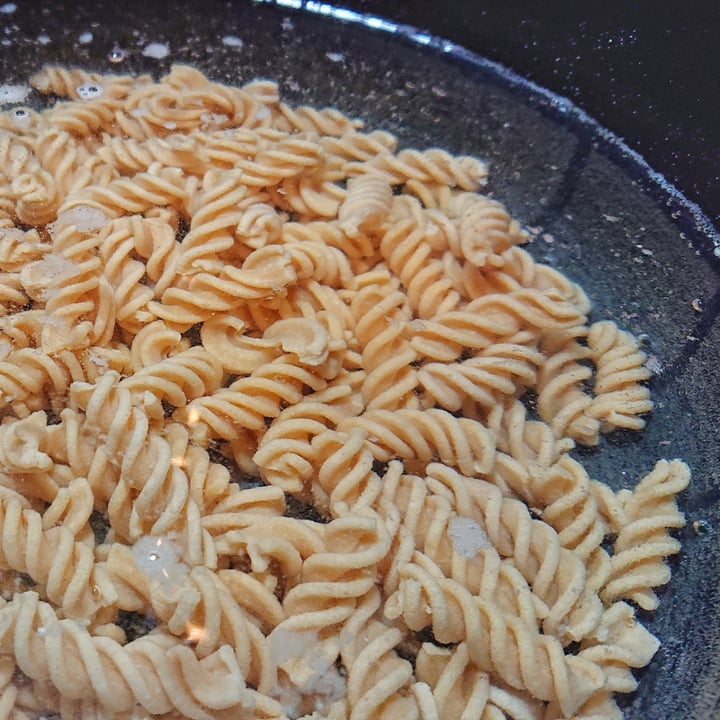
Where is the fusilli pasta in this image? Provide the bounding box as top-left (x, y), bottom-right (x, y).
top-left (0, 64), bottom-right (687, 720)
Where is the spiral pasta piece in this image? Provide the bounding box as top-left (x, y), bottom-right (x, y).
top-left (601, 460), bottom-right (689, 610)
top-left (351, 284), bottom-right (420, 410)
top-left (409, 288), bottom-right (585, 363)
top-left (348, 148), bottom-right (488, 191)
top-left (34, 128), bottom-right (103, 198)
top-left (176, 341), bottom-right (329, 445)
top-left (119, 346), bottom-right (224, 408)
top-left (585, 320), bottom-right (654, 431)
top-left (338, 171), bottom-right (393, 239)
top-left (0, 592), bottom-right (260, 720)
top-left (418, 341), bottom-right (544, 413)
top-left (338, 407), bottom-right (496, 476)
top-left (447, 192), bottom-right (527, 267)
top-left (60, 166), bottom-right (189, 218)
top-left (273, 102), bottom-right (362, 136)
top-left (425, 463), bottom-right (602, 639)
top-left (380, 214), bottom-right (462, 319)
top-left (0, 485), bottom-right (115, 620)
top-left (415, 642), bottom-right (543, 720)
top-left (384, 556), bottom-right (605, 716)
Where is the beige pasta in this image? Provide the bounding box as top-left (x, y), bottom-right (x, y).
top-left (0, 63), bottom-right (688, 720)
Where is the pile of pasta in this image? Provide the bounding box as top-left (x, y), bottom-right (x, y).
top-left (0, 64), bottom-right (688, 720)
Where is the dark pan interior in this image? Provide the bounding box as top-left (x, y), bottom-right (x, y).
top-left (1, 1), bottom-right (719, 717)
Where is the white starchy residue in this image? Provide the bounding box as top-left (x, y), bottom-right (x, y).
top-left (78, 31), bottom-right (93, 44)
top-left (142, 41), bottom-right (170, 59)
top-left (0, 84), bottom-right (29, 104)
top-left (76, 82), bottom-right (103, 100)
top-left (325, 52), bottom-right (344, 62)
top-left (221, 34), bottom-right (243, 48)
top-left (0, 3), bottom-right (16, 14)
top-left (37, 33), bottom-right (50, 45)
top-left (53, 205), bottom-right (108, 233)
top-left (199, 112), bottom-right (228, 128)
top-left (448, 516), bottom-right (492, 558)
top-left (131, 535), bottom-right (189, 594)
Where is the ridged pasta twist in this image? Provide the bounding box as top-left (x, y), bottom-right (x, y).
top-left (321, 129), bottom-right (397, 166)
top-left (119, 346), bottom-right (224, 408)
top-left (149, 245), bottom-right (297, 330)
top-left (348, 148), bottom-right (488, 191)
top-left (0, 591), bottom-right (263, 720)
top-left (338, 171), bottom-right (393, 239)
top-left (408, 288), bottom-right (585, 363)
top-left (417, 339), bottom-right (545, 413)
top-left (384, 554), bottom-right (606, 716)
top-left (270, 515), bottom-right (391, 714)
top-left (337, 407), bottom-right (496, 477)
top-left (380, 214), bottom-right (462, 319)
top-left (176, 170), bottom-right (266, 273)
top-left (339, 587), bottom-right (419, 720)
top-left (272, 170), bottom-right (346, 219)
top-left (273, 102), bottom-right (362, 136)
top-left (175, 350), bottom-right (328, 444)
top-left (584, 320), bottom-right (654, 432)
top-left (199, 314), bottom-right (280, 374)
top-left (59, 166), bottom-right (189, 218)
top-left (20, 251), bottom-right (116, 354)
top-left (234, 132), bottom-right (325, 187)
top-left (29, 66), bottom-right (105, 98)
top-left (0, 484), bottom-right (116, 621)
top-left (0, 344), bottom-right (128, 416)
top-left (44, 373), bottom-right (217, 566)
top-left (34, 128), bottom-right (103, 198)
top-left (578, 602), bottom-right (661, 701)
top-left (97, 132), bottom-right (210, 176)
top-left (446, 191), bottom-right (527, 268)
top-left (601, 459), bottom-right (689, 610)
top-left (11, 168), bottom-right (60, 225)
top-left (377, 470), bottom-right (542, 629)
top-left (253, 401), bottom-right (360, 493)
top-left (351, 284), bottom-right (420, 410)
top-left (426, 463), bottom-right (605, 642)
top-left (414, 641), bottom-right (543, 720)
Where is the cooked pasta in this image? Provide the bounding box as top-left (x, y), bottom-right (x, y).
top-left (0, 64), bottom-right (688, 720)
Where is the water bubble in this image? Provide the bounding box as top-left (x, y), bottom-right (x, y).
top-left (221, 34), bottom-right (243, 48)
top-left (142, 41), bottom-right (170, 59)
top-left (10, 107), bottom-right (31, 126)
top-left (76, 83), bottom-right (103, 100)
top-left (108, 46), bottom-right (126, 63)
top-left (148, 552), bottom-right (159, 562)
top-left (693, 519), bottom-right (712, 536)
top-left (0, 84), bottom-right (29, 103)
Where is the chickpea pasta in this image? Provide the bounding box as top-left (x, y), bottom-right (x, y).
top-left (0, 64), bottom-right (687, 720)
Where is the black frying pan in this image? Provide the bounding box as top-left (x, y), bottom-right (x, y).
top-left (1, 1), bottom-right (718, 718)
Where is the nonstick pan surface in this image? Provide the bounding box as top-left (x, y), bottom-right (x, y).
top-left (0, 1), bottom-right (718, 718)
